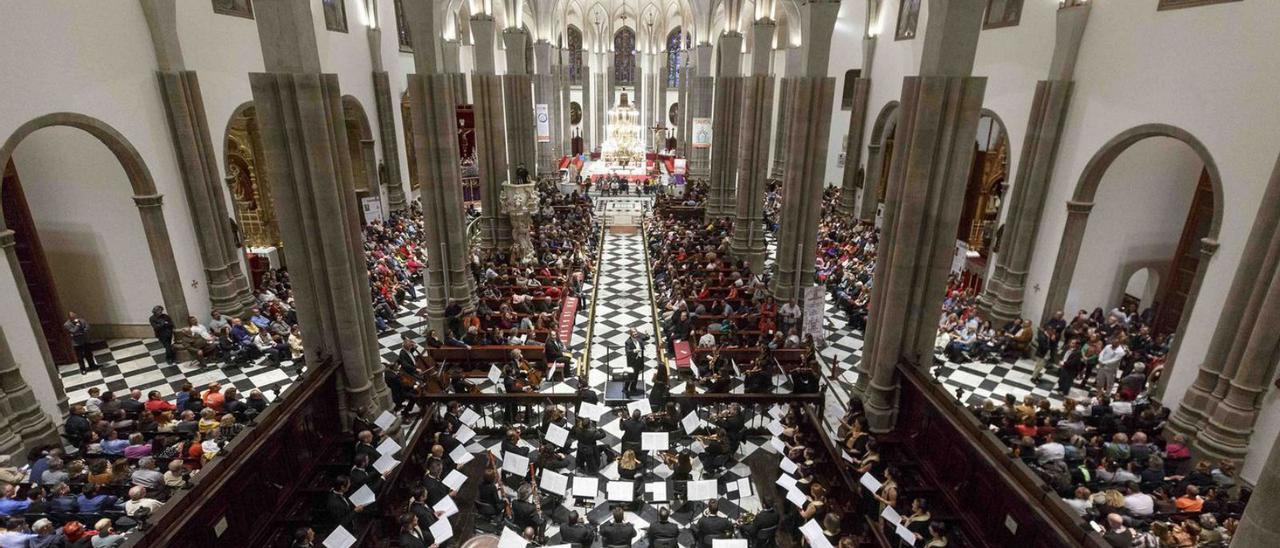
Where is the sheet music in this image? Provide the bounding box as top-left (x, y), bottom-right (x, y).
top-left (769, 404), bottom-right (784, 419)
top-left (895, 523), bottom-right (917, 544)
top-left (372, 454), bottom-right (399, 475)
top-left (733, 477), bottom-right (752, 497)
top-left (429, 516), bottom-right (454, 543)
top-left (687, 479), bottom-right (718, 501)
top-left (799, 519), bottom-right (834, 548)
top-left (545, 423), bottom-right (571, 447)
top-left (578, 402), bottom-right (607, 422)
top-left (712, 540), bottom-right (748, 548)
top-left (880, 505), bottom-right (901, 524)
top-left (572, 476), bottom-right (599, 498)
top-left (859, 472), bottom-right (882, 493)
top-left (775, 474), bottom-right (797, 491)
top-left (460, 408), bottom-right (481, 425)
top-left (374, 410), bottom-right (396, 430)
top-left (689, 440), bottom-right (706, 454)
top-left (768, 437), bottom-right (786, 453)
top-left (348, 484), bottom-right (376, 507)
top-left (502, 452), bottom-right (530, 476)
top-left (641, 432), bottom-right (669, 451)
top-left (376, 436), bottom-right (401, 457)
top-left (488, 365), bottom-right (503, 384)
top-left (647, 481), bottom-right (668, 501)
top-left (766, 420), bottom-right (785, 436)
top-left (540, 470), bottom-right (569, 496)
top-left (454, 425), bottom-right (477, 444)
top-left (449, 444), bottom-right (474, 466)
top-left (626, 399), bottom-right (652, 416)
top-left (443, 469), bottom-right (468, 491)
top-left (498, 527), bottom-right (527, 548)
top-left (607, 481), bottom-right (634, 502)
top-left (785, 487), bottom-right (807, 509)
top-left (433, 495), bottom-right (460, 518)
top-left (681, 410), bottom-right (701, 434)
top-left (779, 457), bottom-right (798, 474)
top-left (323, 526), bottom-right (357, 548)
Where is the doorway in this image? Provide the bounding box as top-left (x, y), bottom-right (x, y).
top-left (1, 160), bottom-right (74, 363)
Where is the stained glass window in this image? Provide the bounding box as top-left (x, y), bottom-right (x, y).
top-left (614, 27), bottom-right (636, 85)
top-left (666, 27), bottom-right (682, 88)
top-left (568, 25), bottom-right (584, 83)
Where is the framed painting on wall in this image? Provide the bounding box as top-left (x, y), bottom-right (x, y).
top-left (896, 0), bottom-right (922, 41)
top-left (1157, 0), bottom-right (1241, 10)
top-left (212, 0), bottom-right (253, 19)
top-left (323, 0), bottom-right (348, 32)
top-left (983, 0), bottom-right (1023, 30)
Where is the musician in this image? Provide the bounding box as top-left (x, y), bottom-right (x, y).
top-left (738, 497), bottom-right (780, 544)
top-left (617, 449), bottom-right (641, 481)
top-left (476, 468), bottom-right (505, 522)
top-left (429, 443), bottom-right (457, 476)
top-left (398, 513), bottom-right (433, 548)
top-left (348, 453), bottom-right (384, 492)
top-left (559, 511), bottom-right (596, 547)
top-left (502, 366), bottom-right (533, 421)
top-left (703, 365), bottom-right (733, 393)
top-left (503, 429), bottom-right (531, 458)
top-left (407, 485), bottom-right (442, 531)
top-left (666, 450), bottom-right (693, 481)
top-left (545, 333), bottom-right (573, 377)
top-left (624, 329), bottom-right (648, 395)
top-left (511, 484), bottom-right (545, 530)
top-left (697, 428), bottom-right (731, 473)
top-left (443, 402), bottom-right (464, 433)
top-left (537, 443), bottom-right (573, 471)
top-left (573, 418), bottom-right (606, 473)
top-left (319, 476), bottom-right (364, 535)
top-left (743, 358), bottom-right (772, 394)
top-left (646, 507), bottom-right (681, 548)
top-left (397, 336), bottom-right (420, 372)
top-left (618, 409), bottom-right (645, 456)
top-left (354, 430), bottom-right (380, 463)
top-left (384, 359), bottom-right (410, 412)
top-left (423, 459), bottom-right (456, 505)
top-left (690, 499), bottom-right (733, 548)
top-left (791, 365), bottom-right (819, 394)
top-left (712, 405), bottom-right (746, 443)
top-left (599, 507), bottom-right (637, 547)
top-left (447, 367), bottom-right (470, 393)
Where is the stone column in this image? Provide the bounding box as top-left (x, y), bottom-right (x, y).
top-left (581, 64), bottom-right (592, 151)
top-left (687, 44), bottom-right (714, 180)
top-left (133, 194), bottom-right (191, 330)
top-left (1231, 422), bottom-right (1280, 545)
top-left (707, 31), bottom-right (744, 219)
top-left (837, 77), bottom-right (871, 218)
top-left (249, 0), bottom-right (392, 422)
top-left (857, 140), bottom-right (883, 222)
top-left (471, 15), bottom-right (511, 250)
top-left (978, 3), bottom-right (1091, 323)
top-left (373, 72), bottom-right (408, 211)
top-left (0, 231), bottom-right (65, 414)
top-left (1039, 200), bottom-right (1094, 320)
top-left (771, 1), bottom-right (841, 301)
top-left (731, 21), bottom-right (777, 270)
top-left (1171, 155), bottom-right (1280, 463)
top-left (0, 325), bottom-right (60, 457)
top-left (677, 61), bottom-right (691, 156)
top-left (504, 28), bottom-right (537, 184)
top-left (533, 41), bottom-right (556, 174)
top-left (360, 138), bottom-right (381, 205)
top-left (858, 0), bottom-right (987, 432)
top-left (140, 0), bottom-right (256, 317)
top-left (403, 0), bottom-right (477, 333)
top-left (594, 65), bottom-right (607, 151)
top-left (559, 50), bottom-right (573, 157)
top-left (770, 46), bottom-right (802, 179)
top-left (442, 39), bottom-right (467, 104)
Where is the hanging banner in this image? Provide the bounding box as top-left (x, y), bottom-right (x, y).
top-left (535, 104), bottom-right (551, 142)
top-left (692, 117), bottom-right (712, 149)
top-left (802, 285), bottom-right (826, 346)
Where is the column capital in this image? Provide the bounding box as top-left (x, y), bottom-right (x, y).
top-left (1065, 200), bottom-right (1093, 214)
top-left (133, 194), bottom-right (165, 208)
top-left (0, 229), bottom-right (14, 249)
top-left (1199, 237), bottom-right (1221, 257)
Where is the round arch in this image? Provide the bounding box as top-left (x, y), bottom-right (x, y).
top-left (340, 95), bottom-right (379, 198)
top-left (0, 112), bottom-right (190, 401)
top-left (858, 101), bottom-right (899, 221)
top-left (1042, 123), bottom-right (1224, 386)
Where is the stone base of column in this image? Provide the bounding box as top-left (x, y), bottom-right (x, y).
top-left (207, 262), bottom-right (255, 317)
top-left (1229, 431), bottom-right (1280, 546)
top-left (0, 326), bottom-right (61, 455)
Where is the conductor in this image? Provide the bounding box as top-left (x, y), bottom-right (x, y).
top-left (624, 329), bottom-right (648, 396)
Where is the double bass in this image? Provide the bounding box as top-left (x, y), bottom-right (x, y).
top-left (412, 348), bottom-right (448, 394)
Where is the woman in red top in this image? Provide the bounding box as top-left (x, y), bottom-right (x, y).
top-left (144, 391), bottom-right (174, 414)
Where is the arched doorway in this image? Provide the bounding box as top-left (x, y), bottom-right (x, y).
top-left (860, 101), bottom-right (899, 222)
top-left (1121, 266), bottom-right (1162, 313)
top-left (0, 113), bottom-right (190, 409)
top-left (955, 110), bottom-right (1012, 286)
top-left (1043, 124), bottom-right (1222, 378)
top-left (224, 103), bottom-right (282, 290)
top-left (341, 96), bottom-right (381, 222)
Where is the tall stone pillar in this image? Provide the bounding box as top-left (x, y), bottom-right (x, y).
top-left (581, 64), bottom-right (592, 151)
top-left (595, 63), bottom-right (607, 151)
top-left (677, 61), bottom-right (691, 156)
top-left (504, 28), bottom-right (536, 183)
top-left (0, 231), bottom-right (66, 414)
top-left (837, 77), bottom-right (871, 218)
top-left (472, 15), bottom-right (511, 250)
top-left (687, 44), bottom-right (714, 179)
top-left (133, 194), bottom-right (192, 330)
top-left (771, 1), bottom-right (841, 301)
top-left (0, 325), bottom-right (60, 458)
top-left (770, 46), bottom-right (802, 179)
top-left (1231, 421), bottom-right (1280, 545)
top-left (559, 50), bottom-right (573, 157)
top-left (140, 0), bottom-right (256, 317)
top-left (247, 0), bottom-right (393, 423)
top-left (858, 0), bottom-right (987, 433)
top-left (731, 21), bottom-right (777, 270)
top-left (373, 72), bottom-right (408, 211)
top-left (533, 41), bottom-right (556, 174)
top-left (1168, 155), bottom-right (1280, 464)
top-left (442, 39), bottom-right (467, 104)
top-left (978, 3), bottom-right (1091, 323)
top-left (403, 0), bottom-right (478, 334)
top-left (706, 31), bottom-right (744, 219)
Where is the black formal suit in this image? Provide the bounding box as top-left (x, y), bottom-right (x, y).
top-left (409, 500), bottom-right (438, 529)
top-left (349, 465), bottom-right (384, 492)
top-left (738, 508), bottom-right (780, 542)
top-left (646, 520), bottom-right (681, 547)
top-left (319, 490), bottom-right (357, 533)
top-left (600, 521), bottom-right (637, 547)
top-left (691, 514), bottom-right (733, 548)
top-left (559, 522), bottom-right (596, 547)
top-left (354, 442), bottom-right (380, 463)
top-left (621, 417), bottom-right (644, 453)
top-left (512, 499), bottom-right (544, 529)
top-left (423, 474), bottom-right (451, 505)
top-left (575, 427), bottom-right (606, 472)
top-left (624, 334), bottom-right (646, 393)
top-left (399, 527), bottom-right (433, 548)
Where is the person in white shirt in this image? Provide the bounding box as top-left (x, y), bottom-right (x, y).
top-left (697, 332), bottom-right (716, 348)
top-left (779, 300), bottom-right (802, 333)
top-left (1035, 439), bottom-right (1065, 466)
top-left (186, 315), bottom-right (215, 343)
top-left (208, 310), bottom-right (229, 333)
top-left (1122, 484), bottom-right (1154, 517)
top-left (124, 486), bottom-right (163, 517)
top-left (1064, 486), bottom-right (1092, 517)
top-left (1096, 338), bottom-right (1127, 394)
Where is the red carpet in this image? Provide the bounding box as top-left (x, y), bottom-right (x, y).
top-left (672, 340), bottom-right (693, 369)
top-left (557, 296), bottom-right (578, 345)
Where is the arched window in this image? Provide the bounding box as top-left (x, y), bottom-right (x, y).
top-left (567, 25), bottom-right (584, 83)
top-left (666, 27), bottom-right (682, 88)
top-left (614, 27), bottom-right (636, 85)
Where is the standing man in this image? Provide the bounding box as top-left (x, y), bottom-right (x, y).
top-left (64, 311), bottom-right (95, 373)
top-left (779, 300), bottom-right (802, 335)
top-left (624, 329), bottom-right (647, 396)
top-left (150, 305), bottom-right (176, 364)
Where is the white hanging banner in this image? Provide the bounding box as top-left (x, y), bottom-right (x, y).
top-left (802, 285), bottom-right (826, 345)
top-left (692, 117), bottom-right (712, 149)
top-left (536, 104), bottom-right (551, 142)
